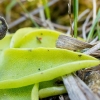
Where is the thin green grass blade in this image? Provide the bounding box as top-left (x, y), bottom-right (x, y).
top-left (97, 23), bottom-right (100, 40)
top-left (42, 0), bottom-right (51, 20)
top-left (73, 0), bottom-right (78, 38)
top-left (87, 9), bottom-right (100, 42)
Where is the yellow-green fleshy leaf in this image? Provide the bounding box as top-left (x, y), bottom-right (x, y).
top-left (39, 86), bottom-right (66, 99)
top-left (35, 76), bottom-right (66, 98)
top-left (0, 34), bottom-right (13, 50)
top-left (0, 85), bottom-right (33, 100)
top-left (0, 48), bottom-right (99, 89)
top-left (10, 28), bottom-right (65, 98)
top-left (39, 77), bottom-right (66, 98)
top-left (10, 28), bottom-right (64, 98)
top-left (31, 83), bottom-right (39, 100)
top-left (10, 29), bottom-right (61, 48)
top-left (0, 28), bottom-right (60, 99)
top-left (0, 28), bottom-right (99, 100)
top-left (10, 27), bottom-right (36, 48)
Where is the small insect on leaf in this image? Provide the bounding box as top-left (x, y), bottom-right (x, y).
top-left (36, 37), bottom-right (42, 43)
top-left (0, 17), bottom-right (8, 40)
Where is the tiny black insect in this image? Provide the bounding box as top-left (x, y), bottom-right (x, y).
top-left (0, 17), bottom-right (8, 40)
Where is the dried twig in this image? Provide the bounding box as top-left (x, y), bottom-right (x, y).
top-left (62, 74), bottom-right (99, 100)
top-left (32, 16), bottom-right (82, 31)
top-left (46, 19), bottom-right (55, 30)
top-left (84, 42), bottom-right (100, 55)
top-left (90, 50), bottom-right (100, 57)
top-left (30, 14), bottom-right (70, 30)
top-left (56, 35), bottom-right (93, 50)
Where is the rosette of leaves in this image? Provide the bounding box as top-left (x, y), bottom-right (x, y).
top-left (0, 28), bottom-right (99, 100)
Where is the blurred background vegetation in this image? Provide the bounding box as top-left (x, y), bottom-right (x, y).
top-left (0, 0), bottom-right (100, 39)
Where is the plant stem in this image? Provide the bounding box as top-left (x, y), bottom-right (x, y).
top-left (73, 0), bottom-right (78, 38)
top-left (42, 0), bottom-right (51, 20)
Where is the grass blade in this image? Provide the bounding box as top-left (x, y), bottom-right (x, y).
top-left (73, 0), bottom-right (78, 38)
top-left (87, 9), bottom-right (100, 42)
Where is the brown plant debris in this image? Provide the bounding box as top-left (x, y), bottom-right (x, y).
top-left (85, 70), bottom-right (100, 98)
top-left (56, 35), bottom-right (93, 50)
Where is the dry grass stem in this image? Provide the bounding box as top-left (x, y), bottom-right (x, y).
top-left (90, 36), bottom-right (98, 44)
top-left (82, 12), bottom-right (92, 40)
top-left (67, 9), bottom-right (90, 35)
top-left (84, 42), bottom-right (100, 55)
top-left (92, 0), bottom-right (97, 22)
top-left (38, 1), bottom-right (47, 27)
top-left (90, 50), bottom-right (100, 57)
top-left (62, 74), bottom-right (99, 100)
top-left (46, 19), bottom-right (55, 30)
